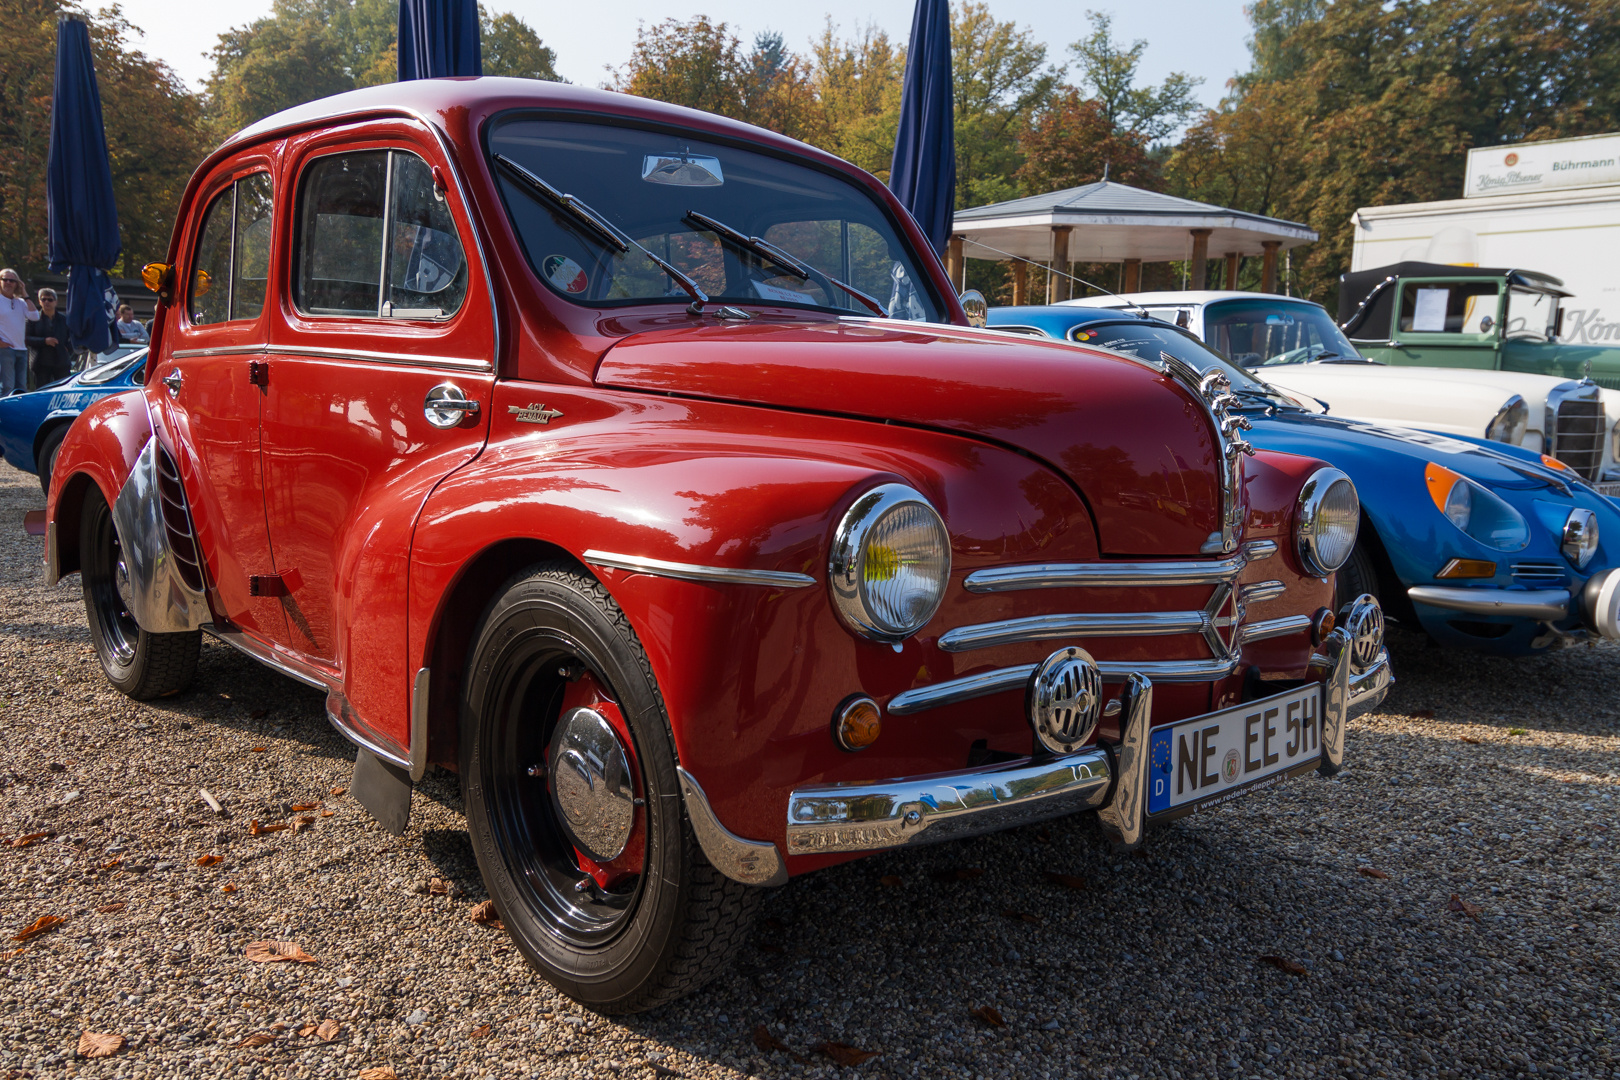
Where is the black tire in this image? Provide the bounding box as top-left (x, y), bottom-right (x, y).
top-left (36, 424), bottom-right (65, 495)
top-left (459, 561), bottom-right (759, 1014)
top-left (79, 484), bottom-right (200, 699)
top-left (1333, 538), bottom-right (1380, 614)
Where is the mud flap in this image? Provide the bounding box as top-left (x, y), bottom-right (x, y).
top-left (352, 747), bottom-right (413, 836)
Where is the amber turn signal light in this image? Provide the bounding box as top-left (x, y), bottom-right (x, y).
top-left (1436, 558), bottom-right (1496, 579)
top-left (832, 695), bottom-right (882, 752)
top-left (1311, 607), bottom-right (1335, 644)
top-left (1540, 454), bottom-right (1571, 473)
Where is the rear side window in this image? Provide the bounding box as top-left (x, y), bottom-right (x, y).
top-left (294, 149), bottom-right (467, 320)
top-left (1397, 281), bottom-right (1498, 334)
top-left (189, 171), bottom-right (275, 327)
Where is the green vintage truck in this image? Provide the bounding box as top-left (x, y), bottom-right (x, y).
top-left (1339, 261), bottom-right (1620, 390)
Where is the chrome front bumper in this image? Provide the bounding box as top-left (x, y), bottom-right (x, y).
top-left (783, 619), bottom-right (1391, 859)
top-left (1408, 585), bottom-right (1570, 621)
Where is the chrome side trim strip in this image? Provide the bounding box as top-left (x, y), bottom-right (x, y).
top-left (584, 550), bottom-right (815, 588)
top-left (171, 344), bottom-right (490, 371)
top-left (938, 609), bottom-right (1206, 652)
top-left (112, 437), bottom-right (211, 633)
top-left (887, 656), bottom-right (1238, 715)
top-left (326, 689), bottom-right (412, 771)
top-left (204, 624), bottom-right (332, 691)
top-left (677, 767), bottom-right (788, 886)
top-left (1407, 585), bottom-right (1570, 621)
top-left (171, 346), bottom-right (268, 359)
top-left (964, 539), bottom-right (1278, 593)
top-left (784, 742), bottom-right (1114, 854)
top-left (1237, 614), bottom-right (1312, 644)
top-left (410, 667), bottom-right (430, 783)
top-left (1240, 579), bottom-right (1286, 604)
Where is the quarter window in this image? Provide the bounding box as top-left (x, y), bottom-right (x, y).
top-left (294, 149), bottom-right (468, 320)
top-left (189, 172), bottom-right (275, 327)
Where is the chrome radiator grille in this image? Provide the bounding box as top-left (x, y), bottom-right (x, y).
top-left (1550, 392), bottom-right (1605, 480)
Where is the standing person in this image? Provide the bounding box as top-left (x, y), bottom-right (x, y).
top-left (26, 288), bottom-right (71, 388)
top-left (0, 269), bottom-right (39, 396)
top-left (114, 303), bottom-right (147, 345)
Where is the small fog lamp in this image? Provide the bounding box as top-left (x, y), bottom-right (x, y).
top-left (1311, 607), bottom-right (1336, 645)
top-left (832, 695), bottom-right (882, 752)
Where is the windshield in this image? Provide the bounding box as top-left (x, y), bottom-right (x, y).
top-left (1068, 318), bottom-right (1299, 406)
top-left (1202, 299), bottom-right (1363, 367)
top-left (487, 117), bottom-right (943, 321)
top-left (1505, 287), bottom-right (1559, 341)
top-left (78, 347), bottom-right (147, 385)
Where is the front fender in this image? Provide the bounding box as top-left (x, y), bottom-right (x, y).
top-left (45, 390), bottom-right (153, 582)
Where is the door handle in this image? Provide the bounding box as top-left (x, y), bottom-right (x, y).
top-left (161, 371), bottom-right (183, 397)
top-left (423, 383), bottom-right (479, 429)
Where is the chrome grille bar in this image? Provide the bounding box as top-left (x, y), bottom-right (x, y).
top-left (964, 539), bottom-right (1276, 593)
top-left (938, 610), bottom-right (1205, 652)
top-left (887, 657), bottom-right (1238, 715)
top-left (1240, 579), bottom-right (1286, 604)
top-left (1237, 614), bottom-right (1312, 644)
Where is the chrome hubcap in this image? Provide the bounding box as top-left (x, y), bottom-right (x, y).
top-left (114, 556), bottom-right (134, 611)
top-left (546, 706), bottom-right (636, 862)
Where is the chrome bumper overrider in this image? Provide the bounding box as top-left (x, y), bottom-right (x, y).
top-left (783, 601), bottom-right (1392, 860)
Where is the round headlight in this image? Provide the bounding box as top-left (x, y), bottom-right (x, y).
top-left (1485, 395), bottom-right (1529, 444)
top-left (829, 484), bottom-right (951, 641)
top-left (1563, 507), bottom-right (1599, 569)
top-left (1295, 468), bottom-right (1359, 576)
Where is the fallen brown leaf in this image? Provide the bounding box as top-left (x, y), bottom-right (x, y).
top-left (244, 940), bottom-right (317, 964)
top-left (878, 875), bottom-right (902, 887)
top-left (290, 803), bottom-right (319, 812)
top-left (236, 1032), bottom-right (277, 1049)
top-left (752, 1024), bottom-right (789, 1053)
top-left (817, 1041), bottom-right (879, 1065)
top-left (1462, 737), bottom-right (1482, 745)
top-left (249, 746), bottom-right (267, 753)
top-left (319, 809), bottom-right (334, 818)
top-left (77, 1032), bottom-right (125, 1058)
top-left (1260, 955), bottom-right (1307, 976)
top-left (468, 900), bottom-right (505, 930)
top-left (469, 1023), bottom-right (491, 1039)
top-left (1408, 709), bottom-right (1435, 719)
top-left (249, 820), bottom-right (288, 836)
top-left (428, 878), bottom-right (453, 896)
top-left (1042, 871), bottom-right (1087, 890)
top-left (220, 882), bottom-right (238, 894)
top-left (330, 786), bottom-right (346, 797)
top-left (357, 1068), bottom-right (397, 1080)
top-left (195, 854), bottom-right (222, 867)
top-left (929, 867), bottom-right (984, 883)
top-left (1448, 894), bottom-right (1483, 918)
top-left (97, 903), bottom-right (126, 914)
top-left (11, 915), bottom-right (63, 943)
top-left (316, 1018), bottom-right (340, 1042)
top-left (298, 1023), bottom-right (317, 1037)
top-left (3, 946), bottom-right (24, 958)
top-left (10, 832), bottom-right (50, 848)
top-left (1357, 867), bottom-right (1391, 879)
top-left (1001, 910), bottom-right (1043, 925)
top-left (291, 815), bottom-right (315, 834)
top-left (970, 1005), bottom-right (1006, 1028)
top-left (99, 857), bottom-right (122, 872)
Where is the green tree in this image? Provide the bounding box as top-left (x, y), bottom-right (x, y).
top-left (1018, 88), bottom-right (1157, 194)
top-left (1068, 11), bottom-right (1202, 143)
top-left (951, 0), bottom-right (1060, 208)
top-left (482, 10), bottom-right (561, 81)
top-left (808, 20), bottom-right (904, 179)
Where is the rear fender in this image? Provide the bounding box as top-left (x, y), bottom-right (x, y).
top-left (45, 391), bottom-right (153, 582)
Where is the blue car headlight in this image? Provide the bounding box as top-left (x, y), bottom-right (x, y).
top-left (1424, 463), bottom-right (1529, 552)
top-left (1562, 508), bottom-right (1599, 569)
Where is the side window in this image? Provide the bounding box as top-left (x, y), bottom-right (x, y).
top-left (1398, 282), bottom-right (1498, 334)
top-left (189, 172), bottom-right (275, 327)
top-left (295, 149), bottom-right (468, 320)
top-left (190, 188), bottom-right (233, 326)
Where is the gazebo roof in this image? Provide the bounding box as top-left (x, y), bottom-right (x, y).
top-left (954, 180), bottom-right (1318, 262)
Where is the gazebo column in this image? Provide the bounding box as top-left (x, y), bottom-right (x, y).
top-left (1122, 259), bottom-right (1141, 293)
top-left (1188, 229), bottom-right (1212, 289)
top-left (947, 235), bottom-right (965, 292)
top-left (1224, 252), bottom-right (1240, 289)
top-left (1261, 240), bottom-right (1282, 293)
top-left (1011, 262), bottom-right (1027, 306)
top-left (1048, 226), bottom-right (1073, 303)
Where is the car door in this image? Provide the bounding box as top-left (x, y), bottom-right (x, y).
top-left (151, 163), bottom-right (289, 642)
top-left (259, 131), bottom-right (497, 739)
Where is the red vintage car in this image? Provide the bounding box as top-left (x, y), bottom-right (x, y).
top-left (42, 79), bottom-right (1390, 1012)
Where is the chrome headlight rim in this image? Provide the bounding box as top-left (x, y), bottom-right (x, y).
top-left (1295, 467), bottom-right (1360, 578)
top-left (828, 483), bottom-right (951, 641)
top-left (1562, 507), bottom-right (1599, 569)
top-left (1485, 394), bottom-right (1529, 444)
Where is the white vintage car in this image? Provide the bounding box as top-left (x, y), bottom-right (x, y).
top-left (1062, 291), bottom-right (1620, 498)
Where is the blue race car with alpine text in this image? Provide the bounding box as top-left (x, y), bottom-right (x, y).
top-left (0, 346), bottom-right (147, 493)
top-left (988, 305), bottom-right (1620, 657)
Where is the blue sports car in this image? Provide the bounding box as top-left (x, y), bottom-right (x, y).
top-left (0, 346), bottom-right (147, 493)
top-left (988, 305), bottom-right (1620, 657)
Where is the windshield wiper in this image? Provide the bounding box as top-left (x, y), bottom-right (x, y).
top-left (494, 154), bottom-right (712, 312)
top-left (685, 210), bottom-right (888, 317)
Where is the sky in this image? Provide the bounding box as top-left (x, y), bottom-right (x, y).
top-left (111, 0), bottom-right (1253, 108)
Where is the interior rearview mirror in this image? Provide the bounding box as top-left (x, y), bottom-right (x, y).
top-left (642, 153), bottom-right (724, 187)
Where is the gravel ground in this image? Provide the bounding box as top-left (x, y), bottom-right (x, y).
top-left (0, 457), bottom-right (1615, 1080)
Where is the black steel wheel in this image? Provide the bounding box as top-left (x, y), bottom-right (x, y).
top-left (459, 562), bottom-right (758, 1013)
top-left (79, 484), bottom-right (199, 699)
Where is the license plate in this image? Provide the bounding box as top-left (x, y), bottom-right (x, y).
top-left (1597, 481), bottom-right (1620, 499)
top-left (1146, 684), bottom-right (1322, 818)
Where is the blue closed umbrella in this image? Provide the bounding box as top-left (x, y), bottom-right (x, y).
top-left (889, 0), bottom-right (955, 256)
top-left (46, 13), bottom-right (120, 356)
top-left (398, 0), bottom-right (483, 81)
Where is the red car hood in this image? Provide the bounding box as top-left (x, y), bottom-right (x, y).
top-left (595, 320), bottom-right (1222, 556)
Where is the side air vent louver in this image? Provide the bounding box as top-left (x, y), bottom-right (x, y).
top-left (153, 446), bottom-right (206, 594)
top-left (1511, 560), bottom-right (1567, 587)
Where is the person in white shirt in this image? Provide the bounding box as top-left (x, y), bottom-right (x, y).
top-left (115, 304), bottom-right (148, 345)
top-left (0, 269), bottom-right (39, 396)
